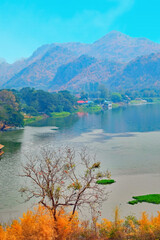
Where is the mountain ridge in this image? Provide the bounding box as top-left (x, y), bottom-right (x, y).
top-left (2, 31), bottom-right (160, 91)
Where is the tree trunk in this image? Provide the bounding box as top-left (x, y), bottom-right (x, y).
top-left (51, 209), bottom-right (61, 240)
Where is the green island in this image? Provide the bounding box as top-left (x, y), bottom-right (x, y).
top-left (128, 194), bottom-right (160, 205)
top-left (96, 179), bottom-right (115, 185)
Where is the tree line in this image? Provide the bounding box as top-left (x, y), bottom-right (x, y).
top-left (80, 84), bottom-right (160, 103)
top-left (18, 87), bottom-right (77, 116)
top-left (1, 86), bottom-right (160, 128)
top-left (0, 88), bottom-right (77, 129)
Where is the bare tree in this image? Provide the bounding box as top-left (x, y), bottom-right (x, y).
top-left (20, 147), bottom-right (110, 227)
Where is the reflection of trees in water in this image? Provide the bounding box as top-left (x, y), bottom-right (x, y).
top-left (100, 104), bottom-right (160, 133)
top-left (0, 130), bottom-right (24, 211)
top-left (1, 104), bottom-right (160, 155)
top-left (29, 114), bottom-right (79, 130)
top-left (0, 129), bottom-right (24, 154)
top-left (1, 141), bottom-right (22, 154)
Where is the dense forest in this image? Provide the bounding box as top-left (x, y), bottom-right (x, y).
top-left (0, 88), bottom-right (77, 129)
top-left (18, 87), bottom-right (77, 115)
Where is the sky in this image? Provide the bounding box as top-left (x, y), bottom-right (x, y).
top-left (0, 0), bottom-right (160, 63)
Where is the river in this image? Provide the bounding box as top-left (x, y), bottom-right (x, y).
top-left (1, 103), bottom-right (160, 222)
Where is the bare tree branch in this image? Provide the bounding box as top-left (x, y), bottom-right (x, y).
top-left (20, 147), bottom-right (111, 222)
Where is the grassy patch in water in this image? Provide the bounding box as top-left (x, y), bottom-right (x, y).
top-left (130, 100), bottom-right (147, 105)
top-left (128, 194), bottom-right (160, 205)
top-left (24, 115), bottom-right (43, 125)
top-left (96, 179), bottom-right (115, 185)
top-left (112, 103), bottom-right (119, 108)
top-left (51, 112), bottom-right (70, 118)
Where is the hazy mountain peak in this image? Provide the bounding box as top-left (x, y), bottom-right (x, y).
top-left (0, 58), bottom-right (7, 64)
top-left (104, 30), bottom-right (128, 37)
top-left (93, 30), bottom-right (131, 44)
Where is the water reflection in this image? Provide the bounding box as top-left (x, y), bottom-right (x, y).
top-left (100, 104), bottom-right (160, 133)
top-left (0, 129), bottom-right (24, 154)
top-left (0, 130), bottom-right (24, 212)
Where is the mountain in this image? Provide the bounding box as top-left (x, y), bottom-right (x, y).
top-left (50, 56), bottom-right (123, 90)
top-left (3, 46), bottom-right (78, 89)
top-left (0, 60), bottom-right (27, 85)
top-left (107, 52), bottom-right (160, 90)
top-left (54, 31), bottom-right (160, 63)
top-left (2, 31), bottom-right (160, 90)
top-left (87, 31), bottom-right (160, 62)
top-left (50, 55), bottom-right (98, 89)
top-left (0, 44), bottom-right (55, 86)
top-left (56, 42), bottom-right (90, 56)
top-left (67, 59), bottom-right (123, 90)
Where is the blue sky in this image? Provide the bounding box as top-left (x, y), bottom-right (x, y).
top-left (0, 0), bottom-right (160, 63)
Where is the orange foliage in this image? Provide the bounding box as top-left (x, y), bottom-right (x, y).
top-left (0, 205), bottom-right (79, 240)
top-left (3, 208), bottom-right (160, 239)
top-left (0, 226), bottom-right (6, 240)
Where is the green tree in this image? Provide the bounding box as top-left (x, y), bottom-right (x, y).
top-left (111, 92), bottom-right (122, 103)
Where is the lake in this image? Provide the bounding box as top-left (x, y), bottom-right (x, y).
top-left (1, 103), bottom-right (160, 222)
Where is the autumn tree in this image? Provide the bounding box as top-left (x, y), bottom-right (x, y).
top-left (0, 90), bottom-right (24, 129)
top-left (20, 147), bottom-right (111, 238)
top-left (0, 90), bottom-right (19, 111)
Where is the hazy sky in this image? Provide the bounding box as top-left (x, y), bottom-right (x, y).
top-left (1, 0), bottom-right (160, 63)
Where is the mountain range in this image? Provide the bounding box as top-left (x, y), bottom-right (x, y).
top-left (1, 31), bottom-right (160, 91)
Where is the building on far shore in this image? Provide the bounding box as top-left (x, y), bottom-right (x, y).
top-left (103, 101), bottom-right (112, 110)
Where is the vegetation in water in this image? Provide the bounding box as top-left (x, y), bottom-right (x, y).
top-left (128, 194), bottom-right (160, 205)
top-left (112, 103), bottom-right (119, 108)
top-left (51, 111), bottom-right (71, 118)
top-left (130, 99), bottom-right (146, 105)
top-left (96, 179), bottom-right (115, 185)
top-left (24, 115), bottom-right (44, 125)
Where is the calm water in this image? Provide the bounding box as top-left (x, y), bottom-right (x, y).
top-left (1, 103), bottom-right (160, 221)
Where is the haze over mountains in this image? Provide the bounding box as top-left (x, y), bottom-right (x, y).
top-left (1, 31), bottom-right (160, 91)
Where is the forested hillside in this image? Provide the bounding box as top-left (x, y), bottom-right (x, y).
top-left (2, 31), bottom-right (160, 91)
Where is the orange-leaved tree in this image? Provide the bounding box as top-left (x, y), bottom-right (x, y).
top-left (2, 205), bottom-right (79, 240)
